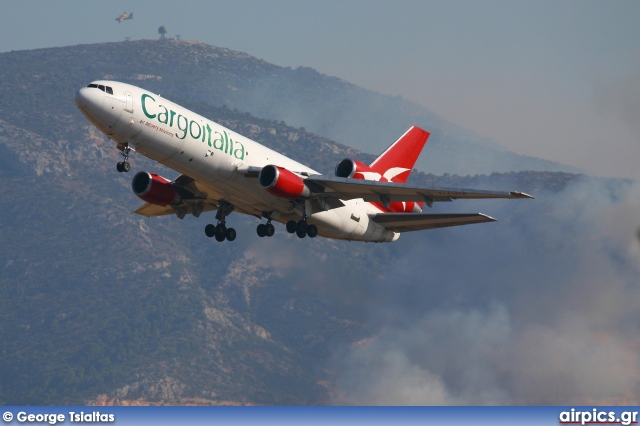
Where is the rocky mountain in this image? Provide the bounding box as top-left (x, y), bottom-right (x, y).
top-left (0, 40), bottom-right (636, 406)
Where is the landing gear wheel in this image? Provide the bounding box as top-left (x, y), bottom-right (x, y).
top-left (257, 222), bottom-right (275, 238)
top-left (225, 228), bottom-right (236, 241)
top-left (286, 220), bottom-right (297, 234)
top-left (296, 220), bottom-right (308, 234)
top-left (306, 224), bottom-right (318, 238)
top-left (265, 223), bottom-right (275, 237)
top-left (215, 224), bottom-right (226, 242)
top-left (116, 161), bottom-right (130, 172)
top-left (295, 219), bottom-right (311, 238)
top-left (205, 224), bottom-right (216, 238)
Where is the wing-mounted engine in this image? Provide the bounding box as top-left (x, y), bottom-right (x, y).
top-left (259, 165), bottom-right (310, 200)
top-left (335, 158), bottom-right (385, 181)
top-left (131, 171), bottom-right (181, 206)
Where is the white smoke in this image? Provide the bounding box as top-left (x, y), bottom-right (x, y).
top-left (330, 177), bottom-right (640, 405)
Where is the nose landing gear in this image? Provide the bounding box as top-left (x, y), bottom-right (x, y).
top-left (116, 143), bottom-right (132, 173)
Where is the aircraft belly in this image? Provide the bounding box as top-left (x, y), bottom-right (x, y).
top-left (222, 171), bottom-right (295, 214)
top-left (308, 209), bottom-right (349, 238)
top-left (308, 200), bottom-right (398, 242)
top-left (162, 151), bottom-right (292, 219)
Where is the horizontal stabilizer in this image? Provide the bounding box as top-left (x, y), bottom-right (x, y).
top-left (370, 213), bottom-right (496, 232)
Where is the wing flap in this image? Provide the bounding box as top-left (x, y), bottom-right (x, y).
top-left (134, 201), bottom-right (218, 218)
top-left (370, 212), bottom-right (496, 232)
top-left (134, 203), bottom-right (175, 217)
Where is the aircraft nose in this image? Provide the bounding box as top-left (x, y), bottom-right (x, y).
top-left (75, 85), bottom-right (111, 131)
top-left (75, 86), bottom-right (106, 114)
top-left (75, 87), bottom-right (91, 109)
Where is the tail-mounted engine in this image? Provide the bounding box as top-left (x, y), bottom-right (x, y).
top-left (336, 158), bottom-right (424, 213)
top-left (131, 171), bottom-right (181, 206)
top-left (335, 158), bottom-right (385, 181)
top-left (259, 165), bottom-right (310, 200)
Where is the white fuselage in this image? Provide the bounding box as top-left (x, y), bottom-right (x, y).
top-left (76, 81), bottom-right (399, 242)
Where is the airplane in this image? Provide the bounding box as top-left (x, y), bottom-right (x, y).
top-left (75, 81), bottom-right (532, 243)
top-left (115, 12), bottom-right (133, 23)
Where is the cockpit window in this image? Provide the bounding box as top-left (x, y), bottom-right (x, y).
top-left (86, 84), bottom-right (113, 94)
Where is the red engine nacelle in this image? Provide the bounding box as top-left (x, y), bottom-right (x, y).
top-left (259, 165), bottom-right (310, 200)
top-left (335, 158), bottom-right (386, 181)
top-left (131, 171), bottom-right (180, 206)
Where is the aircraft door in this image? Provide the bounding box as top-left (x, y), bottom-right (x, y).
top-left (124, 91), bottom-right (133, 113)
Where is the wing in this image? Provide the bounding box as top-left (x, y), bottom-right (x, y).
top-left (370, 212), bottom-right (496, 232)
top-left (304, 175), bottom-right (533, 206)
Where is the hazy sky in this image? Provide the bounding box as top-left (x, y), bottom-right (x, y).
top-left (2, 0), bottom-right (639, 178)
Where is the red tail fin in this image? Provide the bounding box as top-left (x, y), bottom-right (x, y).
top-left (369, 126), bottom-right (430, 183)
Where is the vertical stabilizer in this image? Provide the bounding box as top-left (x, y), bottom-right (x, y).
top-left (369, 126), bottom-right (430, 183)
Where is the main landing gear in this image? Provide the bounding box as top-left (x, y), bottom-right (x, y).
top-left (256, 222), bottom-right (275, 238)
top-left (256, 212), bottom-right (276, 238)
top-left (286, 219), bottom-right (318, 239)
top-left (204, 201), bottom-right (236, 242)
top-left (287, 200), bottom-right (317, 239)
top-left (203, 205), bottom-right (318, 241)
top-left (116, 143), bottom-right (131, 173)
top-left (205, 223), bottom-right (236, 242)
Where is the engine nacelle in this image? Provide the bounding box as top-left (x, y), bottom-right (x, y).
top-left (335, 158), bottom-right (386, 181)
top-left (131, 171), bottom-right (180, 206)
top-left (337, 158), bottom-right (425, 213)
top-left (259, 165), bottom-right (310, 200)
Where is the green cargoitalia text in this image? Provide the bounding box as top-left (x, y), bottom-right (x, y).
top-left (141, 94), bottom-right (245, 160)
